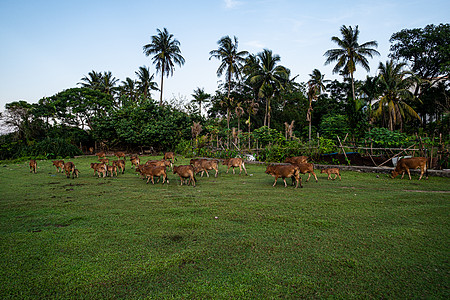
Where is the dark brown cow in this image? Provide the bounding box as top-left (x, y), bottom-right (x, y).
top-left (284, 156), bottom-right (308, 164)
top-left (112, 159), bottom-right (126, 174)
top-left (321, 168), bottom-right (341, 180)
top-left (64, 162), bottom-right (75, 178)
top-left (114, 151), bottom-right (126, 160)
top-left (173, 165), bottom-right (196, 186)
top-left (392, 157), bottom-right (428, 180)
top-left (52, 160), bottom-right (64, 173)
top-left (29, 159), bottom-right (37, 173)
top-left (138, 165), bottom-right (169, 184)
top-left (265, 164), bottom-right (302, 188)
top-left (194, 159), bottom-right (219, 178)
top-left (223, 158), bottom-right (247, 175)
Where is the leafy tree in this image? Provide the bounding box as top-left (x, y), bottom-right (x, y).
top-left (248, 49), bottom-right (289, 129)
top-left (373, 60), bottom-right (420, 131)
top-left (143, 28), bottom-right (185, 105)
top-left (209, 35), bottom-right (248, 131)
top-left (324, 25), bottom-right (380, 101)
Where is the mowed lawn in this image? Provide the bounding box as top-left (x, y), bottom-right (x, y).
top-left (0, 156), bottom-right (449, 299)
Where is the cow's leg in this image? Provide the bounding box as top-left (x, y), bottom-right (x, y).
top-left (205, 170), bottom-right (210, 177)
top-left (283, 178), bottom-right (288, 187)
top-left (306, 173), bottom-right (311, 182)
top-left (407, 169), bottom-right (412, 180)
top-left (242, 163), bottom-right (248, 175)
top-left (401, 172), bottom-right (405, 179)
top-left (338, 173), bottom-right (341, 180)
top-left (226, 166), bottom-right (230, 174)
top-left (232, 167), bottom-right (236, 175)
top-left (273, 175), bottom-right (278, 187)
top-left (214, 168), bottom-right (218, 178)
top-left (312, 171), bottom-right (318, 183)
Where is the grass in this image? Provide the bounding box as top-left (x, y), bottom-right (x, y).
top-left (0, 155), bottom-right (449, 299)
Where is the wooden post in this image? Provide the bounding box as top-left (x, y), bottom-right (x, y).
top-left (337, 135), bottom-right (350, 165)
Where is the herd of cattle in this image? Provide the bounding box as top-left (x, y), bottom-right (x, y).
top-left (28, 152), bottom-right (429, 188)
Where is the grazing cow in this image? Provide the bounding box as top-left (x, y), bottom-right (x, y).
top-left (145, 159), bottom-right (171, 169)
top-left (107, 165), bottom-right (118, 177)
top-left (99, 158), bottom-right (109, 165)
top-left (96, 164), bottom-right (107, 178)
top-left (164, 152), bottom-right (176, 164)
top-left (96, 151), bottom-right (106, 159)
top-left (114, 151), bottom-right (126, 160)
top-left (112, 159), bottom-right (126, 174)
top-left (321, 168), bottom-right (341, 180)
top-left (291, 163), bottom-right (318, 183)
top-left (194, 159), bottom-right (219, 178)
top-left (29, 159), bottom-right (37, 173)
top-left (64, 162), bottom-right (75, 179)
top-left (392, 157), bottom-right (428, 180)
top-left (265, 164), bottom-right (302, 188)
top-left (90, 162), bottom-right (106, 176)
top-left (130, 156), bottom-right (140, 168)
top-left (285, 156), bottom-right (308, 164)
top-left (137, 165), bottom-right (169, 184)
top-left (73, 169), bottom-right (80, 178)
top-left (52, 160), bottom-right (64, 173)
top-left (223, 158), bottom-right (247, 175)
top-left (173, 165), bottom-right (196, 186)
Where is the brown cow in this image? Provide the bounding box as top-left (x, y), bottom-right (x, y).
top-left (290, 163), bottom-right (318, 183)
top-left (285, 156), bottom-right (308, 164)
top-left (107, 165), bottom-right (118, 177)
top-left (99, 158), bottom-right (109, 165)
top-left (64, 162), bottom-right (75, 178)
top-left (173, 165), bottom-right (196, 186)
top-left (392, 157), bottom-right (428, 180)
top-left (164, 152), bottom-right (176, 164)
top-left (223, 158), bottom-right (247, 175)
top-left (265, 164), bottom-right (302, 188)
top-left (112, 159), bottom-right (126, 174)
top-left (90, 162), bottom-right (106, 176)
top-left (138, 165), bottom-right (169, 184)
top-left (114, 151), bottom-right (126, 160)
top-left (52, 160), bottom-right (64, 173)
top-left (145, 159), bottom-right (171, 169)
top-left (73, 169), bottom-right (80, 178)
top-left (321, 168), bottom-right (341, 180)
top-left (194, 159), bottom-right (219, 178)
top-left (96, 151), bottom-right (106, 159)
top-left (96, 164), bottom-right (107, 178)
top-left (130, 156), bottom-right (140, 168)
top-left (29, 159), bottom-right (37, 173)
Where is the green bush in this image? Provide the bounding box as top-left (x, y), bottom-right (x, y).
top-left (365, 128), bottom-right (413, 148)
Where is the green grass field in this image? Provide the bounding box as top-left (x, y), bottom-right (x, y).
top-left (1, 156), bottom-right (449, 299)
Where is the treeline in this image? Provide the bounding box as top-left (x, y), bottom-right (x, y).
top-left (0, 24), bottom-right (448, 160)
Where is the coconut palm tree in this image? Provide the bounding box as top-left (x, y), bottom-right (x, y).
top-left (120, 77), bottom-right (137, 104)
top-left (79, 70), bottom-right (103, 90)
top-left (100, 71), bottom-right (119, 96)
top-left (307, 69), bottom-right (329, 141)
top-left (373, 60), bottom-right (421, 131)
top-left (143, 28), bottom-right (185, 105)
top-left (135, 66), bottom-right (159, 100)
top-left (209, 35), bottom-right (248, 130)
top-left (191, 88), bottom-right (210, 116)
top-left (249, 49), bottom-right (289, 128)
top-left (324, 25), bottom-right (380, 101)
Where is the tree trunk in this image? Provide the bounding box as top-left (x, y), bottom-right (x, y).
top-left (159, 65), bottom-right (165, 106)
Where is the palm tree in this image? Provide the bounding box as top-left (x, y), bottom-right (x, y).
top-left (307, 69), bottom-right (329, 141)
top-left (324, 25), bottom-right (380, 101)
top-left (373, 60), bottom-right (421, 131)
top-left (245, 99), bottom-right (259, 149)
top-left (359, 75), bottom-right (381, 125)
top-left (120, 77), bottom-right (137, 104)
top-left (143, 28), bottom-right (185, 105)
top-left (249, 49), bottom-right (289, 128)
top-left (135, 66), bottom-right (159, 100)
top-left (191, 88), bottom-right (210, 116)
top-left (100, 71), bottom-right (119, 96)
top-left (209, 35), bottom-right (248, 130)
top-left (79, 70), bottom-right (103, 90)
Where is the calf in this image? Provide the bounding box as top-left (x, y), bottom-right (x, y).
top-left (52, 160), bottom-right (64, 173)
top-left (64, 162), bottom-right (75, 179)
top-left (138, 165), bottom-right (169, 184)
top-left (130, 156), bottom-right (140, 168)
top-left (173, 165), bottom-right (196, 186)
top-left (29, 159), bottom-right (37, 173)
top-left (107, 165), bottom-right (118, 177)
top-left (285, 156), bottom-right (308, 164)
top-left (73, 169), bottom-right (80, 178)
top-left (265, 164), bottom-right (302, 188)
top-left (194, 159), bottom-right (219, 178)
top-left (112, 159), bottom-right (126, 174)
top-left (392, 157), bottom-right (428, 180)
top-left (321, 168), bottom-right (341, 180)
top-left (223, 158), bottom-right (247, 175)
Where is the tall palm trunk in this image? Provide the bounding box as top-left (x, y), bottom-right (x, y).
top-left (159, 64), bottom-right (165, 105)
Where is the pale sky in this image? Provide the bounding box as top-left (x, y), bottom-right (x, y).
top-left (0, 0), bottom-right (448, 110)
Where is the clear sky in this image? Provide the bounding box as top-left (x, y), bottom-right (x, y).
top-left (0, 0), bottom-right (448, 110)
